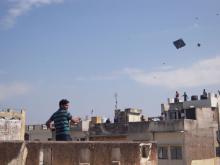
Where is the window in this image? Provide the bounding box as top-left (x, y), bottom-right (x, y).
top-left (141, 145), bottom-right (150, 158)
top-left (80, 138), bottom-right (86, 141)
top-left (216, 147), bottom-right (220, 157)
top-left (42, 124), bottom-right (47, 130)
top-left (169, 111), bottom-right (177, 119)
top-left (158, 146), bottom-right (168, 159)
top-left (171, 146), bottom-right (182, 159)
top-left (185, 108), bottom-right (196, 120)
top-left (28, 125), bottom-right (33, 131)
top-left (24, 133), bottom-right (29, 140)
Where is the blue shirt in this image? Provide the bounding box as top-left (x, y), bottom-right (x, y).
top-left (50, 109), bottom-right (72, 135)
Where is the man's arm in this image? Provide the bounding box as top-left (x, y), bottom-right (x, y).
top-left (46, 119), bottom-right (52, 129)
top-left (70, 117), bottom-right (81, 124)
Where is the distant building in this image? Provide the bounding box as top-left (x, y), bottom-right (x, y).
top-left (89, 92), bottom-right (220, 165)
top-left (91, 116), bottom-right (102, 124)
top-left (25, 124), bottom-right (52, 141)
top-left (22, 92), bottom-right (220, 164)
top-left (114, 108), bottom-right (142, 123)
top-left (70, 118), bottom-right (90, 141)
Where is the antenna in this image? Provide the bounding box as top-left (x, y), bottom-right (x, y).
top-left (114, 93), bottom-right (118, 110)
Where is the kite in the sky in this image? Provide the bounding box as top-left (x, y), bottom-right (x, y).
top-left (173, 38), bottom-right (186, 49)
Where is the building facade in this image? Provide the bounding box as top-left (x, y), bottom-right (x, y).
top-left (90, 92), bottom-right (220, 165)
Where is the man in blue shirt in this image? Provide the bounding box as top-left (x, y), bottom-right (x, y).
top-left (46, 99), bottom-right (80, 141)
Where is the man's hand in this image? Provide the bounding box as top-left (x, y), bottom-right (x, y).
top-left (46, 119), bottom-right (54, 129)
top-left (71, 117), bottom-right (81, 124)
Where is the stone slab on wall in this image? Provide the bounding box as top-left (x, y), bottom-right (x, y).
top-left (0, 119), bottom-right (21, 140)
top-left (0, 110), bottom-right (25, 140)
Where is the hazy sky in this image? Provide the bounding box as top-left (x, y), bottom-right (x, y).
top-left (0, 0), bottom-right (220, 124)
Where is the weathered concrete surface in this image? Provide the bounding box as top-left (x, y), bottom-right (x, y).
top-left (184, 128), bottom-right (217, 165)
top-left (0, 141), bottom-right (27, 165)
top-left (25, 125), bottom-right (52, 141)
top-left (0, 141), bottom-right (157, 165)
top-left (89, 123), bottom-right (128, 136)
top-left (0, 110), bottom-right (25, 140)
top-left (0, 119), bottom-right (22, 140)
top-left (191, 157), bottom-right (220, 165)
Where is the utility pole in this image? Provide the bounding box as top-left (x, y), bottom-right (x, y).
top-left (114, 93), bottom-right (118, 110)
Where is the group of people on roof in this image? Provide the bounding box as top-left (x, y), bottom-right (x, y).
top-left (174, 89), bottom-right (208, 103)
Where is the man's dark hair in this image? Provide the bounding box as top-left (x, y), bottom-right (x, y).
top-left (59, 99), bottom-right (69, 106)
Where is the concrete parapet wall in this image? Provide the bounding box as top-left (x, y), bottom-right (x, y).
top-left (129, 120), bottom-right (184, 133)
top-left (0, 141), bottom-right (157, 165)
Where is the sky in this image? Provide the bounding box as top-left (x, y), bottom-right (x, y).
top-left (0, 0), bottom-right (220, 124)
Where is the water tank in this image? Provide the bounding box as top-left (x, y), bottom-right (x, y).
top-left (200, 95), bottom-right (208, 100)
top-left (191, 95), bottom-right (198, 101)
top-left (168, 98), bottom-right (174, 103)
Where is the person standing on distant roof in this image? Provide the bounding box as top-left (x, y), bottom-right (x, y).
top-left (46, 99), bottom-right (81, 141)
top-left (105, 118), bottom-right (111, 124)
top-left (203, 89), bottom-right (208, 98)
top-left (183, 92), bottom-right (188, 101)
top-left (175, 91), bottom-right (179, 103)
